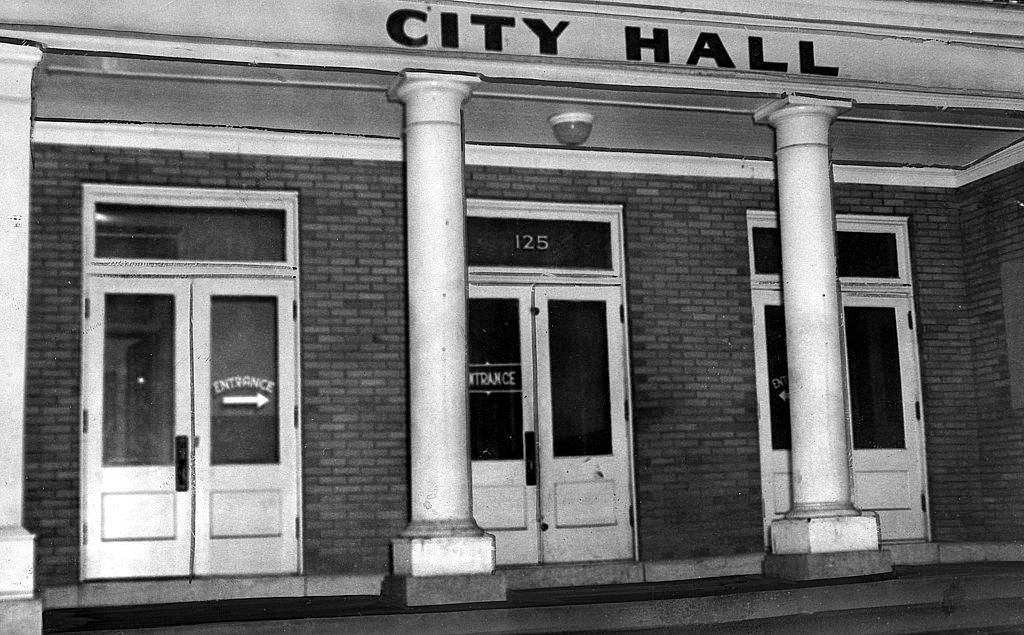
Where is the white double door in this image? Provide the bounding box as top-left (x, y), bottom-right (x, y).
top-left (82, 276), bottom-right (299, 579)
top-left (753, 291), bottom-right (928, 542)
top-left (469, 284), bottom-right (635, 565)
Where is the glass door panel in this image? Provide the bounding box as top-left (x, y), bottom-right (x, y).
top-left (845, 306), bottom-right (906, 450)
top-left (468, 285), bottom-right (538, 565)
top-left (209, 297), bottom-right (281, 465)
top-left (469, 298), bottom-right (525, 462)
top-left (83, 278), bottom-right (192, 580)
top-left (101, 294), bottom-right (176, 467)
top-left (548, 300), bottom-right (613, 457)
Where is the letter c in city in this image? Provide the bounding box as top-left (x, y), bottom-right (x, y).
top-left (387, 9), bottom-right (428, 47)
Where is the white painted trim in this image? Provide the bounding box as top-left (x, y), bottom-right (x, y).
top-left (39, 121), bottom-right (402, 163)
top-left (957, 138), bottom-right (1024, 187)
top-left (833, 165), bottom-right (958, 189)
top-left (31, 120), bottom-right (1016, 187)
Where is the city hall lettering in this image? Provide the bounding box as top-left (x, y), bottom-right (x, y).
top-left (386, 9), bottom-right (839, 76)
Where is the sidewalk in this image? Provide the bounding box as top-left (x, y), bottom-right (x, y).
top-left (44, 563), bottom-right (1024, 634)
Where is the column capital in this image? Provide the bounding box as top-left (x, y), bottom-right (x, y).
top-left (755, 95), bottom-right (852, 150)
top-left (753, 94), bottom-right (853, 126)
top-left (388, 71), bottom-right (481, 121)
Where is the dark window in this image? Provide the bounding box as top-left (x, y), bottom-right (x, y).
top-left (752, 226), bottom-right (900, 278)
top-left (549, 300), bottom-right (613, 456)
top-left (96, 204), bottom-right (286, 262)
top-left (846, 307), bottom-right (906, 449)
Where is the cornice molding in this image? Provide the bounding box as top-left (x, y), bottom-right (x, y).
top-left (4, 25), bottom-right (1024, 112)
top-left (32, 120), bottom-right (999, 188)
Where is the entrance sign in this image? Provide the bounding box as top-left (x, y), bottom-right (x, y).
top-left (213, 376), bottom-right (276, 394)
top-left (469, 364), bottom-right (522, 391)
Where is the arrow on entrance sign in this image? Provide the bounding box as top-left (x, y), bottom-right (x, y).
top-left (222, 393), bottom-right (270, 409)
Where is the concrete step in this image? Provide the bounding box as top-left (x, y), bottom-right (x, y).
top-left (44, 563), bottom-right (1024, 634)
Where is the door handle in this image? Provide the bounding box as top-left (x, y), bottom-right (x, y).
top-left (175, 435), bottom-right (189, 492)
top-left (524, 431), bottom-right (537, 486)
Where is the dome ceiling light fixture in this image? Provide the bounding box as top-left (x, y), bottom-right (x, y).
top-left (548, 111), bottom-right (594, 146)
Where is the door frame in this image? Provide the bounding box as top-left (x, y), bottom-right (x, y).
top-left (79, 184), bottom-right (302, 580)
top-left (746, 209), bottom-right (930, 545)
top-left (467, 199), bottom-right (639, 563)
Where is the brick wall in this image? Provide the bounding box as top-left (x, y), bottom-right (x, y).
top-left (26, 146), bottom-right (409, 585)
top-left (466, 166), bottom-right (773, 559)
top-left (24, 144), bottom-right (991, 586)
top-left (833, 183), bottom-right (984, 540)
top-left (959, 163), bottom-right (1024, 539)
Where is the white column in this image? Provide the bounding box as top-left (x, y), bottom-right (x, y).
top-left (388, 71), bottom-right (494, 577)
top-left (755, 95), bottom-right (880, 555)
top-left (0, 43), bottom-right (41, 607)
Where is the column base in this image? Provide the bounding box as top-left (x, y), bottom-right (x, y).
top-left (383, 572), bottom-right (506, 606)
top-left (770, 513), bottom-right (880, 555)
top-left (0, 527), bottom-right (34, 599)
top-left (764, 550), bottom-right (893, 581)
top-left (392, 533), bottom-right (496, 577)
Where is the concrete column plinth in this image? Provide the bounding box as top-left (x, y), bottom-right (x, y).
top-left (771, 514), bottom-right (880, 555)
top-left (392, 535), bottom-right (496, 578)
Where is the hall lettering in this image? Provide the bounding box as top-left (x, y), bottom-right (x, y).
top-left (625, 28), bottom-right (838, 76)
top-left (386, 9), bottom-right (570, 55)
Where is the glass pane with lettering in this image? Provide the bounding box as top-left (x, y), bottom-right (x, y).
top-left (467, 217), bottom-right (612, 270)
top-left (468, 299), bottom-right (524, 461)
top-left (548, 300), bottom-right (613, 456)
top-left (210, 297), bottom-right (280, 464)
top-left (764, 305), bottom-right (792, 450)
top-left (102, 294), bottom-right (175, 466)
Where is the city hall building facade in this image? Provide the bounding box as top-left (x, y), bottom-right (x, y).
top-left (2, 0), bottom-right (1024, 626)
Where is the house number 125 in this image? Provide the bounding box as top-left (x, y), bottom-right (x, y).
top-left (515, 234), bottom-right (549, 250)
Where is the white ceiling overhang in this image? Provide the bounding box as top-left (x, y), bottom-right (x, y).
top-left (6, 0), bottom-right (1024, 178)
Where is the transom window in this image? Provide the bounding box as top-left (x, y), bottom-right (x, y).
top-left (83, 185), bottom-right (298, 276)
top-left (467, 199), bottom-right (624, 281)
top-left (747, 210), bottom-right (911, 289)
